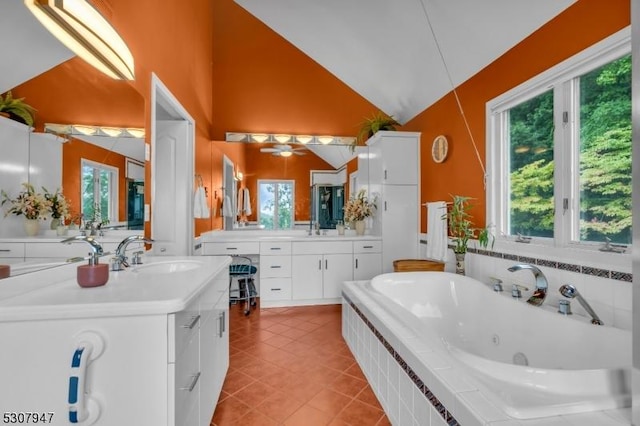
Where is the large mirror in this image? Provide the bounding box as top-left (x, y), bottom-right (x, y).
top-left (224, 139), bottom-right (359, 230)
top-left (0, 2), bottom-right (145, 275)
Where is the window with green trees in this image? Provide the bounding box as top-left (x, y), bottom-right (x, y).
top-left (258, 180), bottom-right (294, 230)
top-left (81, 160), bottom-right (118, 224)
top-left (489, 32), bottom-right (631, 247)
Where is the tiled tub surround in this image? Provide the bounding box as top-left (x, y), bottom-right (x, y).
top-left (342, 275), bottom-right (632, 425)
top-left (419, 238), bottom-right (633, 331)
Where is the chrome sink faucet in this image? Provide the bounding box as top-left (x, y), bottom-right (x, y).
top-left (111, 235), bottom-right (154, 271)
top-left (61, 235), bottom-right (105, 264)
top-left (507, 263), bottom-right (548, 306)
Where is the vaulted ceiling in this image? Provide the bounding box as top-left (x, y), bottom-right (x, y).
top-left (235, 0), bottom-right (576, 123)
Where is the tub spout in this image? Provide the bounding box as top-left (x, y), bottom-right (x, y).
top-left (507, 264), bottom-right (548, 306)
top-left (559, 284), bottom-right (603, 325)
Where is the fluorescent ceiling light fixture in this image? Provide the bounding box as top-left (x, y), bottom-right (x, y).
top-left (125, 128), bottom-right (145, 138)
top-left (24, 0), bottom-right (135, 80)
top-left (45, 123), bottom-right (145, 139)
top-left (295, 135), bottom-right (313, 144)
top-left (251, 134), bottom-right (269, 143)
top-left (279, 151), bottom-right (293, 157)
top-left (514, 146), bottom-right (530, 154)
top-left (317, 136), bottom-right (334, 145)
top-left (72, 124), bottom-right (97, 135)
top-left (225, 132), bottom-right (248, 142)
top-left (274, 134), bottom-right (291, 143)
top-left (99, 127), bottom-right (122, 137)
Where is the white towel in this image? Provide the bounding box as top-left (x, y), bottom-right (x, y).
top-left (243, 188), bottom-right (252, 216)
top-left (236, 187), bottom-right (244, 218)
top-left (426, 201), bottom-right (448, 262)
top-left (193, 186), bottom-right (204, 218)
top-left (222, 195), bottom-right (233, 218)
top-left (200, 186), bottom-right (210, 219)
top-left (193, 186), bottom-right (210, 219)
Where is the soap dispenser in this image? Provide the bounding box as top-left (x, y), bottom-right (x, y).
top-left (61, 236), bottom-right (109, 288)
top-left (77, 252), bottom-right (109, 288)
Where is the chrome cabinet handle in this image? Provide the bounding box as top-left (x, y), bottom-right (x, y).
top-left (355, 259), bottom-right (359, 269)
top-left (271, 288), bottom-right (281, 291)
top-left (0, 249), bottom-right (10, 252)
top-left (318, 259), bottom-right (321, 270)
top-left (325, 259), bottom-right (328, 269)
top-left (270, 265), bottom-right (282, 269)
top-left (180, 372), bottom-right (201, 392)
top-left (182, 315), bottom-right (200, 329)
top-left (226, 247), bottom-right (238, 250)
top-left (363, 245), bottom-right (373, 249)
top-left (270, 247), bottom-right (281, 250)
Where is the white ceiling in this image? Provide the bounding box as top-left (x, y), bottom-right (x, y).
top-left (235, 0), bottom-right (577, 123)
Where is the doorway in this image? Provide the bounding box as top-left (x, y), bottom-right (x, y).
top-left (150, 74), bottom-right (195, 255)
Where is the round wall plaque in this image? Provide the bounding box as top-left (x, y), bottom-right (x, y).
top-left (432, 135), bottom-right (448, 163)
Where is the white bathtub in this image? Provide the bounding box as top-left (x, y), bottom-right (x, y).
top-left (342, 272), bottom-right (631, 423)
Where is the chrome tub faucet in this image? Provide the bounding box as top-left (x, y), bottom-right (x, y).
top-left (559, 284), bottom-right (603, 325)
top-left (507, 263), bottom-right (548, 306)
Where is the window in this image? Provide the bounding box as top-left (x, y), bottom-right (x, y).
top-left (81, 159), bottom-right (118, 223)
top-left (257, 180), bottom-right (294, 230)
top-left (488, 30), bottom-right (631, 248)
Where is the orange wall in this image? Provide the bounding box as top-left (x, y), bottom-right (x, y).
top-left (404, 0), bottom-right (630, 232)
top-left (212, 0), bottom-right (378, 141)
top-left (62, 138), bottom-right (127, 223)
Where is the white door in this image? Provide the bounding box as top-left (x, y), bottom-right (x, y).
top-left (381, 185), bottom-right (419, 273)
top-left (152, 120), bottom-right (192, 255)
top-left (322, 254), bottom-right (353, 298)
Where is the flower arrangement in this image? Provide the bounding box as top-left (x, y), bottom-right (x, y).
top-left (44, 187), bottom-right (71, 220)
top-left (343, 189), bottom-right (376, 222)
top-left (1, 183), bottom-right (51, 220)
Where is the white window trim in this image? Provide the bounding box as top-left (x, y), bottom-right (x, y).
top-left (486, 27), bottom-right (631, 270)
top-left (81, 158), bottom-right (119, 223)
top-left (257, 179), bottom-right (295, 230)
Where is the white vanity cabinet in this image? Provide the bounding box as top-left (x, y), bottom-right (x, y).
top-left (0, 261), bottom-right (230, 426)
top-left (366, 131), bottom-right (420, 273)
top-left (291, 241), bottom-right (353, 301)
top-left (259, 241), bottom-right (292, 302)
top-left (0, 242), bottom-right (25, 264)
top-left (353, 240), bottom-right (382, 280)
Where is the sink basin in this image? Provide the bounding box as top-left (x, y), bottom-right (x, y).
top-left (132, 260), bottom-right (203, 274)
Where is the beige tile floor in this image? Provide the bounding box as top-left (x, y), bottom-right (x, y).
top-left (211, 302), bottom-right (391, 425)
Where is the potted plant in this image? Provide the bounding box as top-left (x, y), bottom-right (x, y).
top-left (444, 195), bottom-right (494, 274)
top-left (0, 91), bottom-right (36, 127)
top-left (352, 111), bottom-right (400, 151)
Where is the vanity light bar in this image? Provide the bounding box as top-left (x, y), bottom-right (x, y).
top-left (225, 132), bottom-right (355, 146)
top-left (45, 123), bottom-right (145, 139)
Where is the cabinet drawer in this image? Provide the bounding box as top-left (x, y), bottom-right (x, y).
top-left (174, 333), bottom-right (200, 426)
top-left (25, 242), bottom-right (84, 259)
top-left (353, 240), bottom-right (382, 253)
top-left (0, 243), bottom-right (24, 258)
top-left (292, 241), bottom-right (352, 255)
top-left (260, 255), bottom-right (291, 278)
top-left (260, 241), bottom-right (292, 255)
top-left (259, 278), bottom-right (291, 301)
top-left (202, 242), bottom-right (259, 255)
top-left (168, 299), bottom-right (200, 364)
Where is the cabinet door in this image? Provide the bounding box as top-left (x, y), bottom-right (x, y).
top-left (291, 255), bottom-right (323, 300)
top-left (354, 253), bottom-right (382, 281)
top-left (0, 118), bottom-right (30, 237)
top-left (367, 132), bottom-right (419, 185)
top-left (381, 185), bottom-right (419, 273)
top-left (322, 254), bottom-right (353, 298)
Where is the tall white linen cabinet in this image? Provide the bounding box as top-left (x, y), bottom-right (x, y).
top-left (359, 131), bottom-right (420, 273)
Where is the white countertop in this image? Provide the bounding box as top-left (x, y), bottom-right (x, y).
top-left (200, 229), bottom-right (381, 242)
top-left (0, 229), bottom-right (143, 244)
top-left (0, 255), bottom-right (231, 322)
